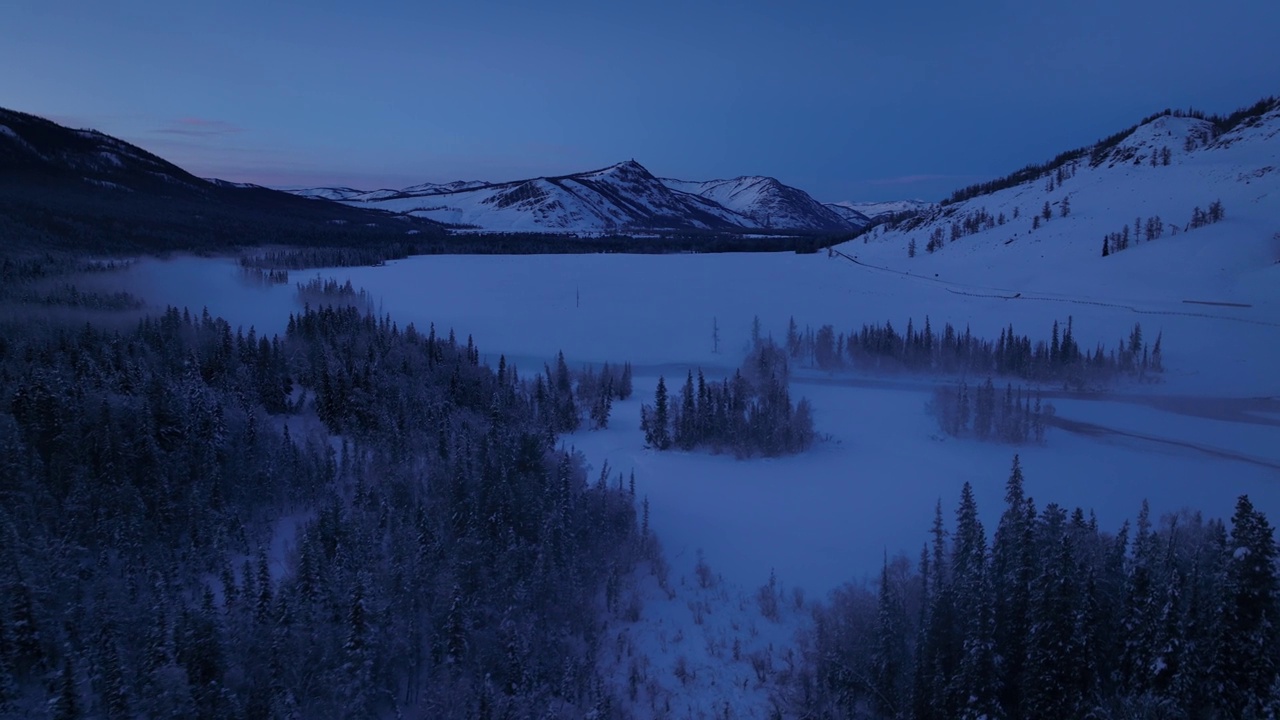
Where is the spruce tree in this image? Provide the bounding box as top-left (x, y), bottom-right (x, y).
top-left (650, 376), bottom-right (670, 450)
top-left (1217, 495), bottom-right (1279, 717)
top-left (871, 555), bottom-right (909, 719)
top-left (1025, 505), bottom-right (1087, 718)
top-left (53, 656), bottom-right (80, 720)
top-left (992, 456), bottom-right (1035, 718)
top-left (951, 483), bottom-right (996, 717)
top-left (678, 371), bottom-right (696, 450)
top-left (618, 361), bottom-right (633, 400)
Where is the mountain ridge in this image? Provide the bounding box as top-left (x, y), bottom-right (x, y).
top-left (291, 160), bottom-right (869, 234)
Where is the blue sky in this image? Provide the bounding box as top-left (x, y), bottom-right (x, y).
top-left (3, 0), bottom-right (1278, 201)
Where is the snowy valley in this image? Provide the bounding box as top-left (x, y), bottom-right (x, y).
top-left (2, 95), bottom-right (1279, 718)
top-left (76, 97), bottom-right (1277, 719)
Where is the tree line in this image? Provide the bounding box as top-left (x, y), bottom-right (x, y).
top-left (783, 315), bottom-right (1162, 388)
top-left (793, 457), bottom-right (1279, 719)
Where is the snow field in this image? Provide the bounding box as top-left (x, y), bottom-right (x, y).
top-left (597, 555), bottom-right (809, 720)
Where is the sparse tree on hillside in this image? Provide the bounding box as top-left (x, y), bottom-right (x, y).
top-left (641, 376), bottom-right (671, 450)
top-left (1218, 495), bottom-right (1279, 717)
top-left (1208, 199), bottom-right (1225, 223)
top-left (909, 238), bottom-right (917, 258)
top-left (1060, 196), bottom-right (1071, 217)
top-left (617, 361), bottom-right (633, 400)
top-left (1042, 201), bottom-right (1052, 221)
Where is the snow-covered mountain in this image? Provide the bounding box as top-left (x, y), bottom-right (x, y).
top-left (293, 180), bottom-right (493, 203)
top-left (293, 162), bottom-right (866, 234)
top-left (660, 175), bottom-right (862, 231)
top-left (859, 99), bottom-right (1280, 287)
top-left (349, 160), bottom-right (755, 232)
top-left (828, 199), bottom-right (932, 223)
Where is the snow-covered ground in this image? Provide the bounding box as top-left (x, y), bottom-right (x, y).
top-left (597, 556), bottom-right (808, 720)
top-left (115, 230), bottom-right (1280, 595)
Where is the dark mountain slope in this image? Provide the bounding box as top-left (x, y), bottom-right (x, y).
top-left (0, 108), bottom-right (442, 254)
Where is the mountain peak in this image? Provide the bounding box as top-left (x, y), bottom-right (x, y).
top-left (660, 175), bottom-right (861, 232)
top-left (612, 159), bottom-right (648, 171)
top-left (586, 159), bottom-right (655, 180)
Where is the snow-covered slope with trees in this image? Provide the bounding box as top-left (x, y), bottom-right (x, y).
top-left (859, 99), bottom-right (1280, 299)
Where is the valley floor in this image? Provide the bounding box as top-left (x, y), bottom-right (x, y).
top-left (113, 240), bottom-right (1279, 715)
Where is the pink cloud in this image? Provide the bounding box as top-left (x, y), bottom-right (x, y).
top-left (155, 117), bottom-right (245, 137)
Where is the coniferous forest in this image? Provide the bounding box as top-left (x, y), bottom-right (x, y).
top-left (783, 315), bottom-right (1161, 389)
top-left (793, 457), bottom-right (1280, 719)
top-left (0, 301), bottom-right (642, 718)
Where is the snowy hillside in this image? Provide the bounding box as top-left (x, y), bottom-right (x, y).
top-left (858, 101), bottom-right (1280, 298)
top-left (661, 175), bottom-right (862, 231)
top-left (290, 162), bottom-right (867, 234)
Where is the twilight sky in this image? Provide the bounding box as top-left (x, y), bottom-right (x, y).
top-left (3, 0), bottom-right (1278, 202)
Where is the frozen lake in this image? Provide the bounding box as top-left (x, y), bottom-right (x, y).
top-left (116, 248), bottom-right (1280, 594)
